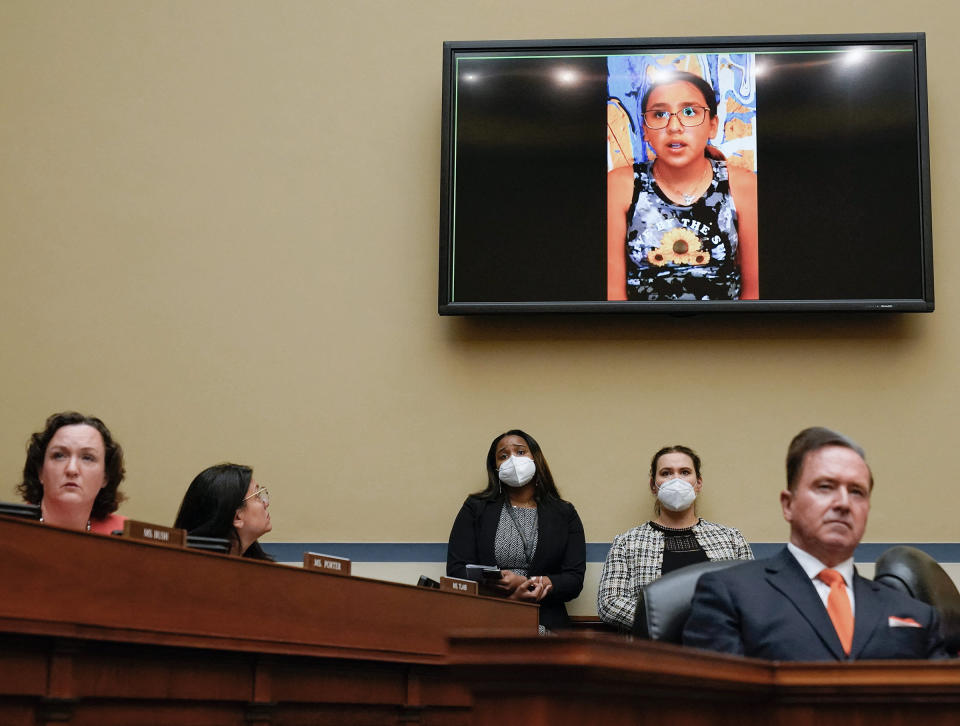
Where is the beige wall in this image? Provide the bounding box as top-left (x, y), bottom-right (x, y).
top-left (0, 1), bottom-right (956, 560)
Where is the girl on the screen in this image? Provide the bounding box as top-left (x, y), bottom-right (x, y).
top-left (607, 71), bottom-right (758, 300)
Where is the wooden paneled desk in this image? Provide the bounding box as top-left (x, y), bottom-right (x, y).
top-left (0, 515), bottom-right (537, 725)
top-left (448, 633), bottom-right (960, 726)
top-left (4, 514), bottom-right (960, 725)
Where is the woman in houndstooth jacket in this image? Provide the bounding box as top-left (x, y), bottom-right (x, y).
top-left (597, 444), bottom-right (752, 631)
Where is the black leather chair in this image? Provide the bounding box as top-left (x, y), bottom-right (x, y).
top-left (0, 502), bottom-right (41, 520)
top-left (874, 545), bottom-right (960, 654)
top-left (185, 535), bottom-right (232, 554)
top-left (632, 559), bottom-right (742, 641)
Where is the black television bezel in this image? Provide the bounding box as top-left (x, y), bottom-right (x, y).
top-left (438, 32), bottom-right (933, 315)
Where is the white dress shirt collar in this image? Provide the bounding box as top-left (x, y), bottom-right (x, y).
top-left (787, 543), bottom-right (855, 586)
top-left (787, 542), bottom-right (857, 615)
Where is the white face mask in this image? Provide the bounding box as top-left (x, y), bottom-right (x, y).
top-left (498, 455), bottom-right (536, 488)
top-left (656, 477), bottom-right (697, 512)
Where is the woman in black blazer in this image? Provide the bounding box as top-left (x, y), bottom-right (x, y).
top-left (446, 429), bottom-right (586, 631)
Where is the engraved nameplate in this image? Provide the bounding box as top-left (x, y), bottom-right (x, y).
top-left (303, 552), bottom-right (352, 576)
top-left (439, 576), bottom-right (478, 595)
top-left (122, 519), bottom-right (187, 547)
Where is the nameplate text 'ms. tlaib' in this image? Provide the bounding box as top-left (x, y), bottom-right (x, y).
top-left (439, 576), bottom-right (478, 595)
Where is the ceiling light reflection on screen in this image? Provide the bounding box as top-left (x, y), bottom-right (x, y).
top-left (554, 67), bottom-right (579, 86)
top-left (843, 48), bottom-right (868, 66)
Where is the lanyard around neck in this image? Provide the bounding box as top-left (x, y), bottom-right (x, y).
top-left (505, 501), bottom-right (536, 567)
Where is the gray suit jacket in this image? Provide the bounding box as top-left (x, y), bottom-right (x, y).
top-left (682, 547), bottom-right (948, 661)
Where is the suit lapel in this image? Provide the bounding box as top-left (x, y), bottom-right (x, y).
top-left (849, 572), bottom-right (886, 659)
top-left (765, 548), bottom-right (845, 660)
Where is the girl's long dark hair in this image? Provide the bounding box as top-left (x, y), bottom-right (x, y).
top-left (640, 70), bottom-right (719, 119)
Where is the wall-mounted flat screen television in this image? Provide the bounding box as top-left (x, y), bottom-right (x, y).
top-left (438, 33), bottom-right (933, 314)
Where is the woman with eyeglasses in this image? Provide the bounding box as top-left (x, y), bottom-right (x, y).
top-left (446, 429), bottom-right (586, 632)
top-left (607, 70), bottom-right (758, 301)
top-left (173, 463), bottom-right (273, 560)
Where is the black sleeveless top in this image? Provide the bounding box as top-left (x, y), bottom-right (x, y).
top-left (651, 520), bottom-right (709, 575)
top-left (625, 159), bottom-right (741, 300)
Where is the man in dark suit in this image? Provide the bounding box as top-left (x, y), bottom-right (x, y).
top-left (682, 427), bottom-right (947, 660)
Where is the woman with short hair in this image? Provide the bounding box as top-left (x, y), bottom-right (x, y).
top-left (18, 411), bottom-right (127, 533)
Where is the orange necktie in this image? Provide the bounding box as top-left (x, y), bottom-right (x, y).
top-left (818, 568), bottom-right (854, 655)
